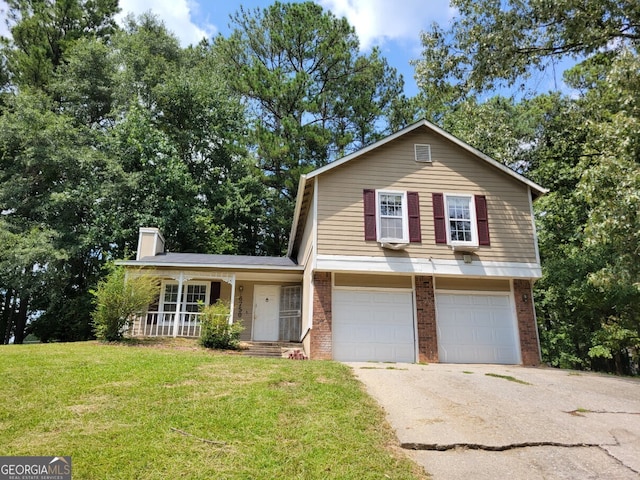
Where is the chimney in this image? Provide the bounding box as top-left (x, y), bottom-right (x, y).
top-left (136, 227), bottom-right (165, 261)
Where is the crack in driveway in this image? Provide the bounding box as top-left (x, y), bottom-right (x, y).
top-left (402, 437), bottom-right (640, 475)
top-left (400, 441), bottom-right (608, 452)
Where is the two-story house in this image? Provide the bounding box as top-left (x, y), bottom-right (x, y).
top-left (121, 120), bottom-right (547, 365)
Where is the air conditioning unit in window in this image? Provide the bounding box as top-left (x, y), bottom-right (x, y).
top-left (414, 144), bottom-right (432, 163)
top-left (380, 242), bottom-right (409, 250)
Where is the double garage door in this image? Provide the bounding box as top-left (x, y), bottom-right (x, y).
top-left (332, 289), bottom-right (520, 364)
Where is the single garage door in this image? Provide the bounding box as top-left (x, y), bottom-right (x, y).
top-left (333, 290), bottom-right (415, 362)
top-left (436, 292), bottom-right (520, 364)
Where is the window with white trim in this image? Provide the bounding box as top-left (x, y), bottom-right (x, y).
top-left (376, 190), bottom-right (408, 243)
top-left (445, 194), bottom-right (478, 246)
top-left (160, 282), bottom-right (209, 325)
top-left (161, 283), bottom-right (179, 325)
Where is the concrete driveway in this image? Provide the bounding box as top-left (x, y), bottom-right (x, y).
top-left (349, 363), bottom-right (640, 480)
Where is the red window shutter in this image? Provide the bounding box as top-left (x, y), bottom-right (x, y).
top-left (432, 193), bottom-right (447, 244)
top-left (363, 189), bottom-right (377, 241)
top-left (475, 195), bottom-right (491, 245)
top-left (210, 282), bottom-right (221, 305)
top-left (407, 192), bottom-right (421, 243)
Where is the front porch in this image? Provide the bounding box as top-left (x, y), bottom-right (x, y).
top-left (128, 269), bottom-right (303, 343)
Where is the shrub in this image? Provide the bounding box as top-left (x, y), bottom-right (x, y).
top-left (199, 300), bottom-right (243, 350)
top-left (91, 265), bottom-right (159, 342)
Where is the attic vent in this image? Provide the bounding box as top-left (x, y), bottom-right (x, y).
top-left (414, 144), bottom-right (432, 163)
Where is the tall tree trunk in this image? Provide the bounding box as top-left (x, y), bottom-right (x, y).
top-left (1, 290), bottom-right (11, 344)
top-left (13, 296), bottom-right (29, 344)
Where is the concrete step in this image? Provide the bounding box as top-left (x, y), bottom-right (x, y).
top-left (241, 342), bottom-right (306, 359)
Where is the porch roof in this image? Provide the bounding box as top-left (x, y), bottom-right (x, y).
top-left (119, 252), bottom-right (302, 270)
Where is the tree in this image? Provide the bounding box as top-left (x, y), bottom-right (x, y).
top-left (0, 7), bottom-right (256, 342)
top-left (215, 1), bottom-right (411, 254)
top-left (104, 15), bottom-right (260, 256)
top-left (0, 223), bottom-right (66, 343)
top-left (51, 37), bottom-right (115, 126)
top-left (0, 89), bottom-right (108, 342)
top-left (414, 0), bottom-right (640, 102)
top-left (2, 0), bottom-right (119, 90)
top-left (91, 265), bottom-right (159, 342)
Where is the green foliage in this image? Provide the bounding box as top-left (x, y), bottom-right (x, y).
top-left (198, 300), bottom-right (243, 350)
top-left (215, 1), bottom-right (413, 254)
top-left (0, 6), bottom-right (262, 342)
top-left (91, 266), bottom-right (159, 342)
top-left (414, 0), bottom-right (640, 102)
top-left (2, 0), bottom-right (119, 90)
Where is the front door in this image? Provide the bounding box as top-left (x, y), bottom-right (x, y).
top-left (253, 285), bottom-right (280, 341)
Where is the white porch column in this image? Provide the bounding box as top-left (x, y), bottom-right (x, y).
top-left (172, 272), bottom-right (185, 337)
top-left (228, 274), bottom-right (236, 325)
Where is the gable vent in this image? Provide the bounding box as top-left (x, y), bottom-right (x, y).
top-left (414, 144), bottom-right (432, 163)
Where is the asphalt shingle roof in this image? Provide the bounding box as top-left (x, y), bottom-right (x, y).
top-left (136, 252), bottom-right (299, 268)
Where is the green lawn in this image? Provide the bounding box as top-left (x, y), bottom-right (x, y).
top-left (0, 341), bottom-right (426, 479)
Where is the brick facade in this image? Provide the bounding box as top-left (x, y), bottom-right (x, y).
top-left (513, 279), bottom-right (541, 366)
top-left (310, 272), bottom-right (333, 359)
top-left (415, 275), bottom-right (439, 363)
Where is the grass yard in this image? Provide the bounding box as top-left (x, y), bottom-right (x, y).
top-left (0, 341), bottom-right (426, 479)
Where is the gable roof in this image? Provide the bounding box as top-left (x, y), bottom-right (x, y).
top-left (287, 119), bottom-right (548, 257)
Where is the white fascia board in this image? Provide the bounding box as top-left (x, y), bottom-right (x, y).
top-left (304, 119), bottom-right (548, 197)
top-left (315, 254), bottom-right (542, 279)
top-left (116, 260), bottom-right (304, 272)
top-left (287, 173), bottom-right (309, 257)
top-left (529, 186), bottom-right (542, 266)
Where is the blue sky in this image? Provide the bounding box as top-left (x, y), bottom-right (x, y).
top-left (0, 0), bottom-right (567, 98)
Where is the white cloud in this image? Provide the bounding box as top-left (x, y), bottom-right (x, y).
top-left (117, 0), bottom-right (216, 47)
top-left (318, 0), bottom-right (453, 51)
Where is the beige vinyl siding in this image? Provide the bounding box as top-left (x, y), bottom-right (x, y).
top-left (334, 273), bottom-right (412, 289)
top-left (296, 203), bottom-right (315, 265)
top-left (435, 277), bottom-right (511, 292)
top-left (316, 128), bottom-right (537, 263)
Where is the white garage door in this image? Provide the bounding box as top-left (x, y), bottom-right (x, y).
top-left (436, 293), bottom-right (520, 364)
top-left (333, 290), bottom-right (415, 362)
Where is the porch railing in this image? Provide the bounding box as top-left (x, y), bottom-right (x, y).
top-left (130, 311), bottom-right (232, 338)
top-left (135, 312), bottom-right (201, 337)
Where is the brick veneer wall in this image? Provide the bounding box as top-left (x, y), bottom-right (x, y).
top-left (415, 275), bottom-right (439, 363)
top-left (310, 272), bottom-right (333, 359)
top-left (513, 279), bottom-right (541, 366)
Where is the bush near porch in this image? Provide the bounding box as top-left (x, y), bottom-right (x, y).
top-left (0, 341), bottom-right (426, 479)
top-left (199, 300), bottom-right (243, 349)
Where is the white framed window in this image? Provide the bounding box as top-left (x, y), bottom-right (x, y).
top-left (444, 194), bottom-right (478, 246)
top-left (376, 190), bottom-right (409, 243)
top-left (159, 282), bottom-right (209, 325)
